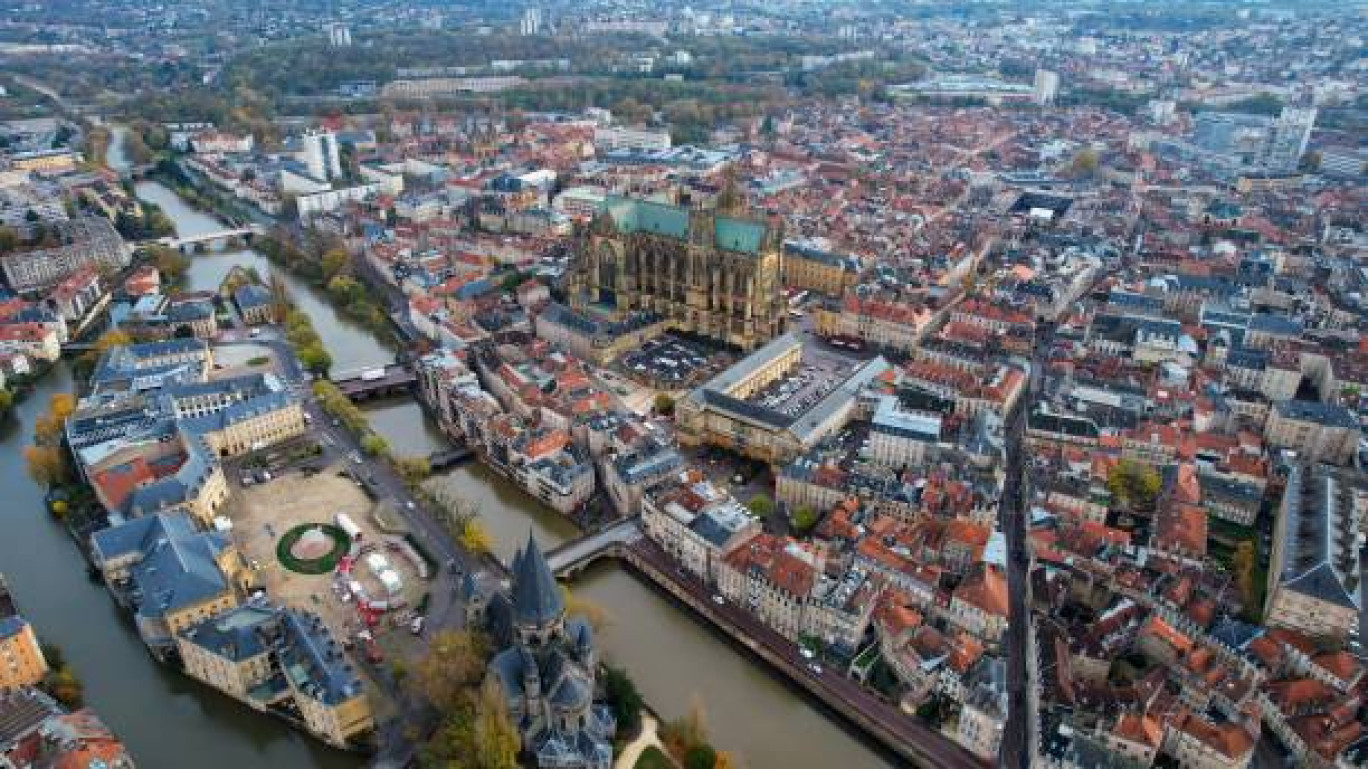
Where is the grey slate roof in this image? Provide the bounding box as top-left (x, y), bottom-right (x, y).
top-left (91, 511), bottom-right (232, 619)
top-left (512, 532), bottom-right (564, 627)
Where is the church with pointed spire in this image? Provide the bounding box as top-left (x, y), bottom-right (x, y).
top-left (480, 533), bottom-right (615, 769)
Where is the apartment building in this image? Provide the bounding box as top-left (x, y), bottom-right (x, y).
top-left (1264, 400), bottom-right (1360, 467)
top-left (1264, 465), bottom-right (1362, 642)
top-left (0, 217), bottom-right (130, 295)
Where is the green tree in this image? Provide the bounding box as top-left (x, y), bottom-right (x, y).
top-left (653, 393), bottom-right (676, 416)
top-left (360, 432), bottom-right (389, 457)
top-left (746, 494), bottom-right (774, 519)
top-left (603, 665), bottom-right (644, 738)
top-left (1106, 459), bottom-right (1162, 509)
top-left (422, 707), bottom-right (476, 768)
top-left (684, 746), bottom-right (718, 769)
top-left (327, 275), bottom-right (363, 305)
top-left (790, 505), bottom-right (819, 535)
top-left (296, 343), bottom-right (332, 376)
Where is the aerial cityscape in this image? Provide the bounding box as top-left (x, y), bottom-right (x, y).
top-left (0, 1), bottom-right (1364, 768)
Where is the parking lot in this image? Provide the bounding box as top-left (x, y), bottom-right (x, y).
top-left (619, 335), bottom-right (733, 390)
top-left (744, 359), bottom-right (855, 418)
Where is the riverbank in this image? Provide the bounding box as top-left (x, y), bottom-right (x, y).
top-left (614, 542), bottom-right (983, 769)
top-left (112, 128), bottom-right (895, 769)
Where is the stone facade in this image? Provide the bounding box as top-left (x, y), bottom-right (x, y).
top-left (570, 195), bottom-right (786, 352)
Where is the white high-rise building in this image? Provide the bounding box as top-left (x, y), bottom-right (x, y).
top-left (520, 8), bottom-right (542, 36)
top-left (1264, 107), bottom-right (1316, 172)
top-left (301, 130), bottom-right (342, 182)
top-left (326, 23), bottom-right (352, 48)
top-left (1033, 69), bottom-right (1060, 106)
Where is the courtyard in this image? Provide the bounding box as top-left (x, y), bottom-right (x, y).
top-left (221, 459), bottom-right (437, 719)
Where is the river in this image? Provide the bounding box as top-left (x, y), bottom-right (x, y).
top-left (4, 128), bottom-right (892, 769)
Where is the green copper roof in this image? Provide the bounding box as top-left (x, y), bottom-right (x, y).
top-left (605, 196), bottom-right (690, 239)
top-left (603, 195), bottom-right (769, 254)
top-left (715, 216), bottom-right (766, 254)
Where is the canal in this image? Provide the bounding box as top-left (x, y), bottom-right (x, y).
top-left (2, 128), bottom-right (892, 768)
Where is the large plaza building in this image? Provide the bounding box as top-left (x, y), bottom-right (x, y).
top-left (569, 195), bottom-right (787, 351)
top-left (677, 332), bottom-right (891, 465)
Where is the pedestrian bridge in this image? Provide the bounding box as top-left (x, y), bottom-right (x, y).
top-left (546, 517), bottom-right (642, 578)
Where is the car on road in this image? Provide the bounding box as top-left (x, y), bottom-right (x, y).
top-left (350, 452), bottom-right (362, 464)
top-left (410, 616), bottom-right (425, 635)
top-left (711, 594), bottom-right (725, 606)
top-left (806, 663), bottom-right (823, 675)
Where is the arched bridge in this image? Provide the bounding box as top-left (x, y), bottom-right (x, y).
top-left (545, 517), bottom-right (642, 579)
top-left (151, 225), bottom-right (264, 251)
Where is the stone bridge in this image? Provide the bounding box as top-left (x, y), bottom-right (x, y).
top-left (545, 517), bottom-right (642, 579)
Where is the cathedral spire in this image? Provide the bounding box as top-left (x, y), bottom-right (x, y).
top-left (512, 531), bottom-right (563, 627)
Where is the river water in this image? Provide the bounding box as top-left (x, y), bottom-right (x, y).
top-left (0, 128), bottom-right (892, 769)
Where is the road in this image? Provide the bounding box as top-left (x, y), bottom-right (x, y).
top-left (630, 539), bottom-right (988, 769)
top-left (224, 320), bottom-right (486, 768)
top-left (999, 319), bottom-right (1052, 767)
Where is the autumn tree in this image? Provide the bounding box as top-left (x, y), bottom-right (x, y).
top-left (409, 630), bottom-right (489, 712)
top-left (33, 393), bottom-right (76, 446)
top-left (74, 329), bottom-right (132, 380)
top-left (1106, 459), bottom-right (1162, 510)
top-left (25, 445), bottom-right (70, 488)
top-left (148, 245), bottom-right (190, 285)
top-left (560, 585), bottom-right (609, 632)
top-left (460, 519), bottom-right (493, 556)
top-left (1069, 148), bottom-right (1101, 178)
top-left (1232, 540), bottom-right (1256, 607)
top-left (472, 677), bottom-right (520, 769)
top-left (360, 432), bottom-right (389, 457)
top-left (653, 393), bottom-right (676, 416)
top-left (321, 248), bottom-right (351, 281)
top-left (395, 456), bottom-right (431, 488)
top-left (714, 751), bottom-right (744, 769)
top-left (268, 271), bottom-right (292, 323)
top-left (45, 665), bottom-right (83, 708)
top-left (662, 697), bottom-right (712, 765)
